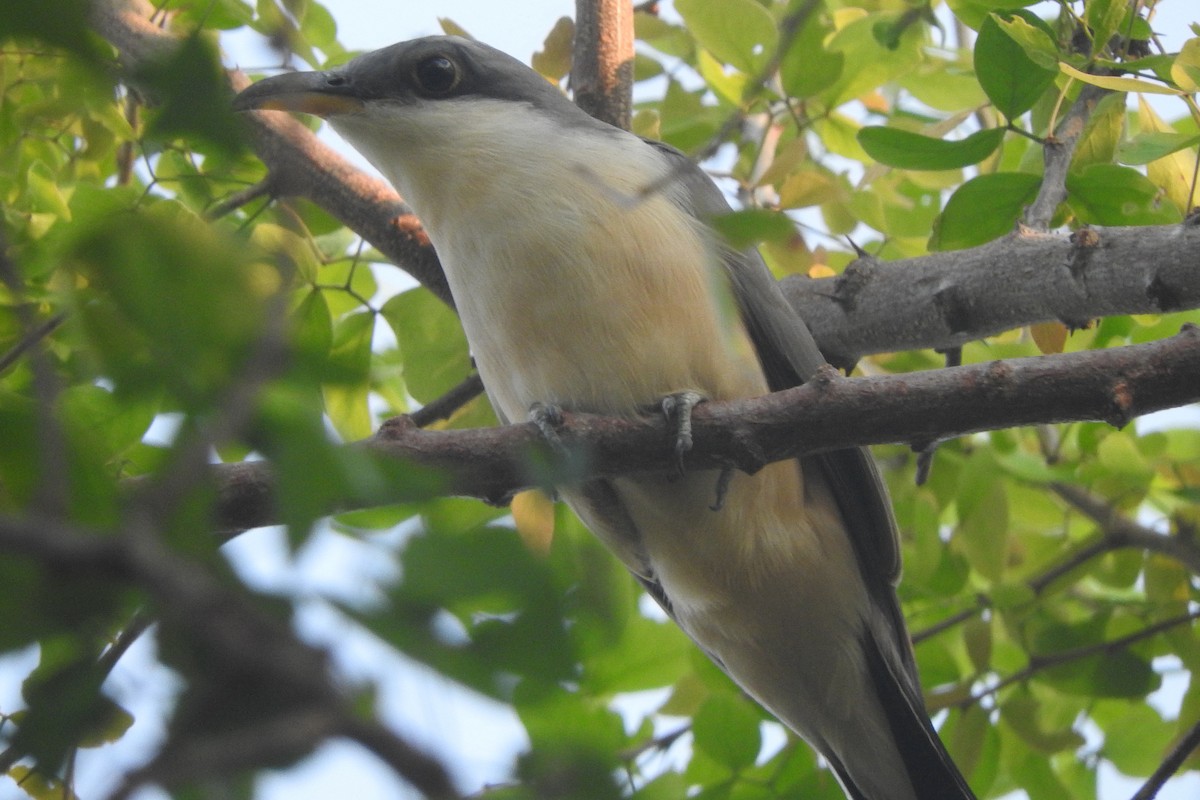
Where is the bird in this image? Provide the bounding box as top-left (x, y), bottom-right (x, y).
top-left (234, 35), bottom-right (976, 800)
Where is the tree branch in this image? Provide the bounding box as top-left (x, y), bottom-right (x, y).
top-left (1047, 482), bottom-right (1200, 576)
top-left (1024, 84), bottom-right (1108, 230)
top-left (916, 480), bottom-right (1200, 661)
top-left (203, 326), bottom-right (1200, 533)
top-left (571, 0), bottom-right (634, 129)
top-left (781, 221), bottom-right (1200, 367)
top-left (966, 608), bottom-right (1200, 706)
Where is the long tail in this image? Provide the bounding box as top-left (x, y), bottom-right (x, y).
top-left (835, 632), bottom-right (977, 800)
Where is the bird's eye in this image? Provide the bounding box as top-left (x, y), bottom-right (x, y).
top-left (413, 55), bottom-right (460, 96)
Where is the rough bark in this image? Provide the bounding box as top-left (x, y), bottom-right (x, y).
top-left (784, 222), bottom-right (1200, 367)
top-left (205, 326), bottom-right (1200, 534)
top-left (571, 0), bottom-right (635, 129)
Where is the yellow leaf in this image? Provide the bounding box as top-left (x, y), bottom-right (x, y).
top-left (1137, 96), bottom-right (1199, 213)
top-left (512, 489), bottom-right (555, 554)
top-left (808, 262), bottom-right (836, 278)
top-left (1029, 321), bottom-right (1068, 354)
top-left (1058, 61), bottom-right (1184, 95)
top-left (1171, 38), bottom-right (1200, 92)
top-left (779, 167), bottom-right (842, 209)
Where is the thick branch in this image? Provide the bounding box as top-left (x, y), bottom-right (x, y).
top-left (206, 327), bottom-right (1200, 533)
top-left (783, 222), bottom-right (1200, 367)
top-left (571, 0), bottom-right (634, 129)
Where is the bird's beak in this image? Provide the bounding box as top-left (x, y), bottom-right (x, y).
top-left (233, 70), bottom-right (364, 117)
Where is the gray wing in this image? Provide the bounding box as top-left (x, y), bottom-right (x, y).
top-left (649, 140), bottom-right (979, 799)
top-left (644, 139), bottom-right (905, 599)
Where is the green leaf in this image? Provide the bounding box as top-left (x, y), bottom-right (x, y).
top-left (1083, 0), bottom-right (1127, 57)
top-left (1096, 431), bottom-right (1155, 480)
top-left (69, 197), bottom-right (273, 407)
top-left (1136, 96), bottom-right (1197, 215)
top-left (975, 13), bottom-right (1058, 118)
top-left (821, 12), bottom-right (924, 106)
top-left (137, 33), bottom-right (248, 157)
top-left (692, 693), bottom-right (762, 772)
top-left (166, 0), bottom-right (254, 30)
top-left (929, 172), bottom-right (1041, 250)
top-left (290, 288), bottom-right (333, 376)
top-left (380, 517), bottom-right (577, 694)
top-left (696, 48), bottom-right (751, 106)
top-left (991, 11), bottom-right (1060, 70)
top-left (14, 646), bottom-right (111, 771)
top-left (1065, 163), bottom-right (1184, 225)
top-left (58, 384), bottom-right (157, 460)
top-left (958, 482), bottom-right (1009, 582)
top-left (380, 288), bottom-right (471, 405)
top-left (1041, 650), bottom-right (1160, 698)
top-left (322, 310), bottom-right (375, 440)
top-left (946, 704), bottom-right (999, 790)
top-left (297, 0), bottom-right (337, 50)
top-left (582, 614), bottom-right (691, 694)
top-left (1116, 131), bottom-right (1200, 166)
top-left (944, 0), bottom-right (1043, 31)
top-left (709, 209), bottom-right (796, 249)
top-left (1101, 703), bottom-right (1175, 776)
top-left (251, 222), bottom-right (321, 283)
top-left (1001, 693), bottom-right (1086, 754)
top-left (676, 0), bottom-right (778, 75)
top-left (7, 765), bottom-right (71, 800)
top-left (25, 160), bottom-right (72, 219)
top-left (1070, 90), bottom-right (1126, 169)
top-left (779, 13), bottom-right (843, 99)
top-left (858, 126), bottom-right (1004, 170)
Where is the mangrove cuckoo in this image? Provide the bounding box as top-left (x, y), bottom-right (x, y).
top-left (234, 36), bottom-right (975, 800)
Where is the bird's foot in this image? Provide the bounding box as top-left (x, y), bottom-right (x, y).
top-left (528, 401), bottom-right (567, 452)
top-left (660, 390), bottom-right (705, 476)
top-left (527, 402), bottom-right (567, 501)
top-left (659, 391), bottom-right (732, 510)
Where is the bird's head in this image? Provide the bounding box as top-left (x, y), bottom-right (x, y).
top-left (233, 36), bottom-right (615, 217)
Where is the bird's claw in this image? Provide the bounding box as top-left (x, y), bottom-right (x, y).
top-left (527, 403), bottom-right (567, 501)
top-left (659, 392), bottom-right (731, 509)
top-left (528, 402), bottom-right (567, 452)
top-left (660, 390), bottom-right (705, 476)
top-left (709, 467), bottom-right (734, 512)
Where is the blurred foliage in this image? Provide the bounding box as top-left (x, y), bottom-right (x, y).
top-left (1, 0), bottom-right (1199, 799)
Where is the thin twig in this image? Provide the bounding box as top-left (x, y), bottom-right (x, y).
top-left (1131, 715), bottom-right (1200, 800)
top-left (1050, 482), bottom-right (1200, 576)
top-left (409, 373), bottom-right (486, 428)
top-left (0, 312), bottom-right (66, 374)
top-left (967, 609), bottom-right (1200, 706)
top-left (206, 177), bottom-right (275, 220)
